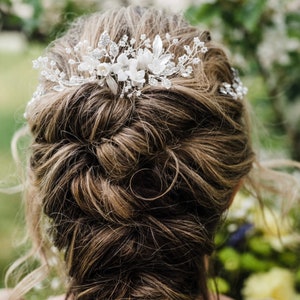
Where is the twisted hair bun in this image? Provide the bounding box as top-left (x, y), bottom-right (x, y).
top-left (26, 6), bottom-right (254, 300)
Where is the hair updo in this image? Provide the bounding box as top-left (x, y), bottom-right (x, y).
top-left (24, 6), bottom-right (254, 300)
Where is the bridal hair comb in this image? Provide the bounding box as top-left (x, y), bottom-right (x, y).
top-left (26, 32), bottom-right (247, 116)
top-left (220, 68), bottom-right (248, 100)
top-left (31, 32), bottom-right (207, 98)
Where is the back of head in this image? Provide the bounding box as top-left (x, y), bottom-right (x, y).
top-left (25, 6), bottom-right (254, 300)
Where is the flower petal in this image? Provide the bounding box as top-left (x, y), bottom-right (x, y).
top-left (137, 48), bottom-right (153, 69)
top-left (153, 35), bottom-right (163, 57)
top-left (117, 53), bottom-right (129, 65)
top-left (97, 63), bottom-right (111, 77)
top-left (117, 70), bottom-right (128, 81)
top-left (148, 58), bottom-right (166, 75)
top-left (159, 54), bottom-right (172, 66)
top-left (106, 75), bottom-right (118, 95)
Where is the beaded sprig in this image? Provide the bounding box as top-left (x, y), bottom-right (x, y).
top-left (220, 68), bottom-right (248, 100)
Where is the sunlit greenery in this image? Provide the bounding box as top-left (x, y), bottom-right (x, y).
top-left (0, 45), bottom-right (42, 288)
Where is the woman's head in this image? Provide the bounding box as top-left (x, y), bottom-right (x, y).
top-left (24, 6), bottom-right (254, 300)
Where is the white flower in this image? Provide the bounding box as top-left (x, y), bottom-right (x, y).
top-left (96, 63), bottom-right (111, 77)
top-left (137, 48), bottom-right (154, 69)
top-left (111, 53), bottom-right (131, 81)
top-left (254, 209), bottom-right (300, 250)
top-left (50, 277), bottom-right (61, 290)
top-left (227, 192), bottom-right (255, 222)
top-left (200, 46), bottom-right (208, 53)
top-left (178, 54), bottom-right (188, 64)
top-left (193, 37), bottom-right (204, 47)
top-left (148, 35), bottom-right (172, 75)
top-left (137, 37), bottom-right (173, 76)
top-left (193, 58), bottom-right (201, 64)
top-left (148, 58), bottom-right (167, 75)
top-left (126, 59), bottom-right (145, 86)
top-left (172, 38), bottom-right (179, 45)
top-left (243, 268), bottom-right (300, 300)
top-left (163, 61), bottom-right (177, 76)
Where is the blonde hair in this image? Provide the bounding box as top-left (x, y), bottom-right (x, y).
top-left (5, 6), bottom-right (299, 300)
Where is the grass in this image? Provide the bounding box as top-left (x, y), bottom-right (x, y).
top-left (0, 43), bottom-right (43, 287)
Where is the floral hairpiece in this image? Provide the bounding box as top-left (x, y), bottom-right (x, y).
top-left (26, 32), bottom-right (247, 117)
top-left (31, 32), bottom-right (207, 99)
top-left (220, 68), bottom-right (248, 100)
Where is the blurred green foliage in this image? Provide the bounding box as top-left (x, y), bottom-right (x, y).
top-left (213, 214), bottom-right (300, 299)
top-left (186, 0), bottom-right (300, 160)
top-left (0, 0), bottom-right (99, 42)
top-left (0, 45), bottom-right (43, 289)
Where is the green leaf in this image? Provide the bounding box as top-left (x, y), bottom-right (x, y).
top-left (286, 12), bottom-right (300, 39)
top-left (249, 237), bottom-right (272, 256)
top-left (295, 269), bottom-right (300, 286)
top-left (218, 247), bottom-right (241, 271)
top-left (208, 277), bottom-right (230, 294)
top-left (185, 4), bottom-right (220, 25)
top-left (240, 253), bottom-right (271, 272)
top-left (278, 252), bottom-right (299, 268)
top-left (235, 0), bottom-right (267, 33)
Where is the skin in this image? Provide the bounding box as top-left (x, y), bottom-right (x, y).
top-left (0, 289), bottom-right (23, 300)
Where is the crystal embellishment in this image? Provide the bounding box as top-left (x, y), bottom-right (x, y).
top-left (31, 32), bottom-right (208, 100)
top-left (220, 68), bottom-right (248, 100)
top-left (26, 32), bottom-right (247, 119)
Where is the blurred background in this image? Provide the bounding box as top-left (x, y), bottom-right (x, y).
top-left (0, 0), bottom-right (299, 299)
